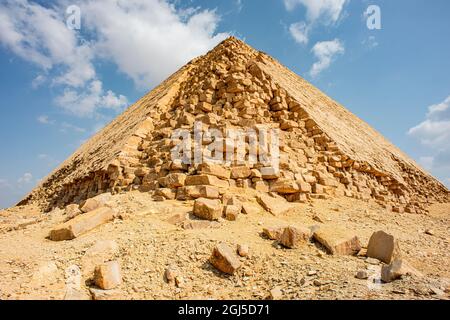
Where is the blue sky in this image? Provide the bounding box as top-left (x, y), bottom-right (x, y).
top-left (0, 0), bottom-right (449, 208)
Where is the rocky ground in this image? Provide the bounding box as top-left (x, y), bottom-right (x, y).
top-left (0, 190), bottom-right (449, 300)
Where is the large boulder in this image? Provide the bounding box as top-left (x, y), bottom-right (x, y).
top-left (257, 194), bottom-right (294, 216)
top-left (367, 230), bottom-right (401, 264)
top-left (185, 175), bottom-right (229, 188)
top-left (199, 163), bottom-right (231, 180)
top-left (80, 193), bottom-right (112, 213)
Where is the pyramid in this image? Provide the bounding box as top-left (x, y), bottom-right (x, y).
top-left (19, 37), bottom-right (449, 213)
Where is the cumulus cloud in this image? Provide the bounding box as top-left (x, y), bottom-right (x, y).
top-left (0, 0), bottom-right (227, 117)
top-left (408, 96), bottom-right (450, 186)
top-left (80, 0), bottom-right (228, 88)
top-left (37, 115), bottom-right (54, 125)
top-left (55, 80), bottom-right (128, 117)
top-left (17, 173), bottom-right (33, 184)
top-left (284, 0), bottom-right (348, 23)
top-left (309, 39), bottom-right (344, 77)
top-left (285, 0), bottom-right (348, 45)
top-left (289, 22), bottom-right (310, 45)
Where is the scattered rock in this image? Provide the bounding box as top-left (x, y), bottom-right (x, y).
top-left (164, 265), bottom-right (178, 283)
top-left (269, 286), bottom-right (283, 300)
top-left (224, 205), bottom-right (240, 221)
top-left (313, 227), bottom-right (361, 255)
top-left (356, 270), bottom-right (368, 280)
top-left (241, 202), bottom-right (261, 215)
top-left (166, 213), bottom-right (188, 225)
top-left (425, 229), bottom-right (435, 236)
top-left (209, 242), bottom-right (241, 275)
top-left (278, 226), bottom-right (312, 249)
top-left (89, 288), bottom-right (123, 300)
top-left (193, 198), bottom-right (223, 221)
top-left (80, 193), bottom-right (112, 213)
top-left (237, 244), bottom-right (249, 257)
top-left (257, 194), bottom-right (294, 216)
top-left (93, 261), bottom-right (122, 290)
top-left (367, 230), bottom-right (401, 264)
top-left (263, 227), bottom-right (284, 240)
top-left (65, 204), bottom-right (82, 220)
top-left (49, 207), bottom-right (116, 241)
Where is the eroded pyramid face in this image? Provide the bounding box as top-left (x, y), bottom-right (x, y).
top-left (19, 37), bottom-right (449, 213)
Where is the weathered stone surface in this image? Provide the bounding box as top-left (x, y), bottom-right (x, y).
top-left (89, 288), bottom-right (123, 300)
top-left (270, 179), bottom-right (300, 194)
top-left (177, 185), bottom-right (220, 200)
top-left (49, 207), bottom-right (115, 241)
top-left (158, 173), bottom-right (186, 188)
top-left (278, 226), bottom-right (312, 248)
top-left (237, 244), bottom-right (249, 257)
top-left (209, 242), bottom-right (241, 274)
top-left (313, 227), bottom-right (361, 255)
top-left (230, 166), bottom-right (252, 179)
top-left (185, 175), bottom-right (229, 188)
top-left (65, 204), bottom-right (81, 220)
top-left (263, 227), bottom-right (284, 240)
top-left (259, 167), bottom-right (280, 179)
top-left (93, 261), bottom-right (122, 290)
top-left (155, 188), bottom-right (176, 200)
top-left (182, 220), bottom-right (219, 230)
top-left (257, 194), bottom-right (294, 216)
top-left (367, 230), bottom-right (401, 264)
top-left (224, 205), bottom-right (240, 221)
top-left (242, 202), bottom-right (261, 215)
top-left (166, 213), bottom-right (188, 225)
top-left (193, 198), bottom-right (223, 221)
top-left (80, 193), bottom-right (112, 213)
top-left (199, 163), bottom-right (231, 180)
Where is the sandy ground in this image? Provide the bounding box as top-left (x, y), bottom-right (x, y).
top-left (0, 191), bottom-right (449, 300)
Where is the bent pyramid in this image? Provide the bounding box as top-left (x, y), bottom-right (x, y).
top-left (19, 37), bottom-right (449, 213)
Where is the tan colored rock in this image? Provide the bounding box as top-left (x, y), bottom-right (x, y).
top-left (89, 288), bottom-right (123, 300)
top-left (263, 227), bottom-right (284, 240)
top-left (257, 193), bottom-right (294, 216)
top-left (185, 175), bottom-right (229, 188)
top-left (224, 205), bottom-right (240, 221)
top-left (237, 244), bottom-right (249, 257)
top-left (313, 227), bottom-right (361, 255)
top-left (193, 198), bottom-right (223, 221)
top-left (199, 163), bottom-right (231, 180)
top-left (259, 167), bottom-right (280, 179)
top-left (166, 213), bottom-right (188, 225)
top-left (254, 180), bottom-right (270, 192)
top-left (49, 207), bottom-right (115, 241)
top-left (164, 265), bottom-right (178, 283)
top-left (269, 286), bottom-right (283, 300)
top-left (182, 220), bottom-right (219, 230)
top-left (93, 261), bottom-right (122, 290)
top-left (65, 204), bottom-right (81, 220)
top-left (367, 230), bottom-right (401, 264)
top-left (278, 226), bottom-right (312, 248)
top-left (177, 185), bottom-right (220, 200)
top-left (270, 179), bottom-right (300, 194)
top-left (80, 193), bottom-right (112, 213)
top-left (242, 202), bottom-right (261, 215)
top-left (209, 242), bottom-right (241, 274)
top-left (155, 188), bottom-right (176, 200)
top-left (231, 166), bottom-right (252, 179)
top-left (158, 173), bottom-right (186, 188)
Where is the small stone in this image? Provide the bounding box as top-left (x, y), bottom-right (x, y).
top-left (313, 279), bottom-right (322, 287)
top-left (209, 242), bottom-right (241, 275)
top-left (307, 270), bottom-right (317, 276)
top-left (237, 244), bottom-right (249, 257)
top-left (93, 261), bottom-right (122, 290)
top-left (257, 194), bottom-right (294, 216)
top-left (65, 204), bottom-right (81, 220)
top-left (356, 270), bottom-right (368, 279)
top-left (425, 229), bottom-right (434, 236)
top-left (89, 288), bottom-right (123, 300)
top-left (80, 193), bottom-right (111, 213)
top-left (365, 257), bottom-right (380, 265)
top-left (164, 265), bottom-right (177, 283)
top-left (241, 202), bottom-right (261, 215)
top-left (269, 287), bottom-right (283, 300)
top-left (230, 166), bottom-right (252, 179)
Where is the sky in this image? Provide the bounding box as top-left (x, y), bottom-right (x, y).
top-left (0, 0), bottom-right (449, 208)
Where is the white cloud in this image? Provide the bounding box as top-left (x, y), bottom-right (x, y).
top-left (362, 35), bottom-right (379, 49)
top-left (289, 22), bottom-right (310, 45)
top-left (55, 80), bottom-right (128, 117)
top-left (309, 39), bottom-right (344, 77)
top-left (80, 0), bottom-right (229, 88)
top-left (408, 96), bottom-right (450, 148)
top-left (285, 0), bottom-right (348, 45)
top-left (60, 122), bottom-right (86, 133)
top-left (284, 0), bottom-right (348, 23)
top-left (17, 173), bottom-right (33, 184)
top-left (408, 96), bottom-right (450, 186)
top-left (37, 115), bottom-right (54, 124)
top-left (32, 74), bottom-right (46, 89)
